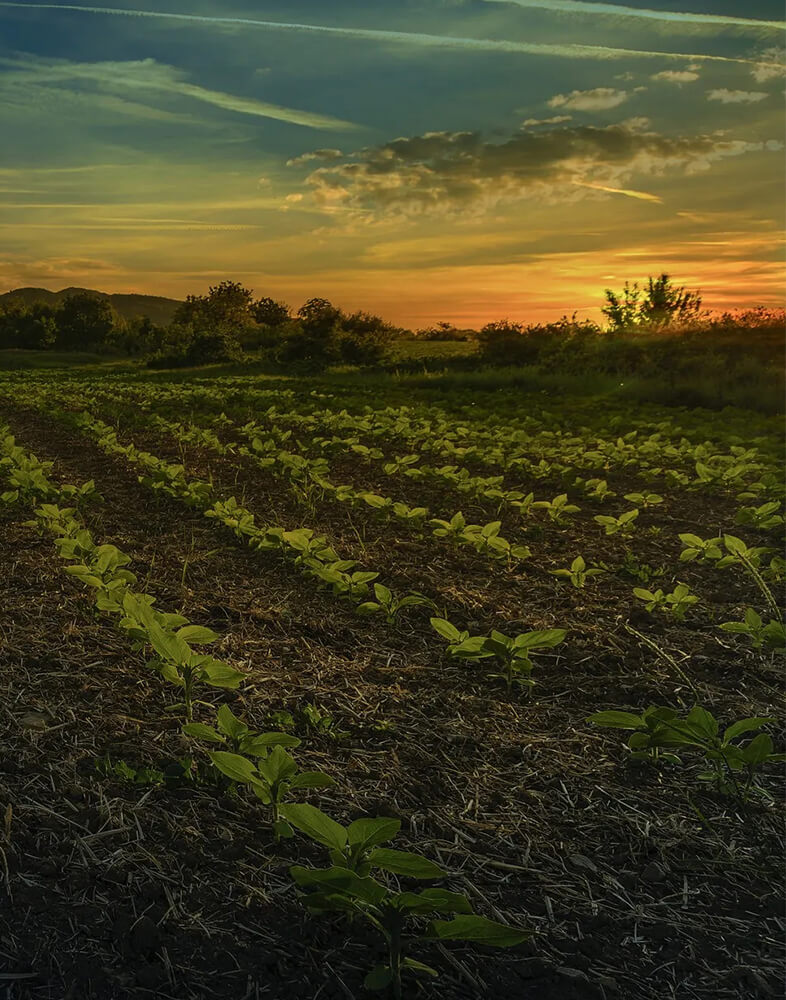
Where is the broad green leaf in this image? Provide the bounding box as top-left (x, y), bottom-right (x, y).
top-left (427, 914), bottom-right (531, 947)
top-left (279, 803), bottom-right (347, 850)
top-left (177, 625), bottom-right (220, 644)
top-left (724, 717), bottom-right (773, 742)
top-left (346, 817), bottom-right (401, 851)
top-left (209, 751), bottom-right (258, 784)
top-left (289, 772), bottom-right (336, 790)
top-left (431, 617), bottom-right (462, 642)
top-left (182, 723), bottom-right (224, 743)
top-left (742, 733), bottom-right (773, 765)
top-left (368, 848), bottom-right (445, 879)
top-left (216, 703), bottom-right (247, 741)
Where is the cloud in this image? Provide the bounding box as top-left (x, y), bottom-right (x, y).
top-left (291, 122), bottom-right (780, 218)
top-left (522, 115), bottom-right (572, 126)
top-left (0, 55), bottom-right (359, 131)
top-left (286, 149), bottom-right (345, 166)
top-left (548, 88), bottom-right (629, 111)
top-left (0, 3), bottom-right (769, 67)
top-left (751, 48), bottom-right (786, 83)
top-left (477, 0), bottom-right (785, 32)
top-left (571, 179), bottom-right (662, 202)
top-left (651, 70), bottom-right (700, 84)
top-left (707, 89), bottom-right (769, 104)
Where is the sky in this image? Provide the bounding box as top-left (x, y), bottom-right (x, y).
top-left (0, 1), bottom-right (783, 327)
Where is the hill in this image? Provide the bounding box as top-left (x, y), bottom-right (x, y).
top-left (0, 286), bottom-right (182, 326)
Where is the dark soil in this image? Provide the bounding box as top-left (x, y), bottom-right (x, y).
top-left (0, 401), bottom-right (783, 1000)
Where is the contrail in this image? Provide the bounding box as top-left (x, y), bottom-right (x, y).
top-left (0, 3), bottom-right (771, 64)
top-left (481, 0), bottom-right (784, 33)
top-left (572, 179), bottom-right (663, 203)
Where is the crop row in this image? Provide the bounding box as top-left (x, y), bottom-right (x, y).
top-left (0, 423), bottom-right (531, 997)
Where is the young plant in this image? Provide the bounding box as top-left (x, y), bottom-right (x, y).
top-left (720, 608), bottom-right (786, 652)
top-left (588, 706), bottom-right (784, 801)
top-left (624, 491), bottom-right (663, 508)
top-left (429, 512), bottom-right (467, 545)
top-left (678, 533), bottom-right (723, 562)
top-left (481, 629), bottom-right (567, 691)
top-left (357, 584), bottom-right (432, 623)
top-left (289, 865), bottom-right (529, 998)
top-left (280, 804), bottom-right (445, 878)
top-left (121, 594), bottom-right (244, 721)
top-left (183, 703), bottom-right (301, 754)
top-left (735, 501), bottom-right (784, 531)
top-left (595, 509), bottom-right (639, 536)
top-left (633, 583), bottom-right (698, 621)
top-left (532, 494), bottom-right (580, 522)
top-left (209, 746), bottom-right (334, 839)
top-left (582, 478), bottom-right (615, 502)
top-left (549, 556), bottom-right (604, 589)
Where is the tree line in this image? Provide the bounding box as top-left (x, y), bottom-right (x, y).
top-left (0, 275), bottom-right (781, 373)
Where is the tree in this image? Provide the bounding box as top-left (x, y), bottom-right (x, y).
top-left (602, 274), bottom-right (702, 332)
top-left (0, 302), bottom-right (58, 350)
top-left (55, 292), bottom-right (118, 350)
top-left (173, 281), bottom-right (254, 332)
top-left (297, 297), bottom-right (343, 336)
top-left (251, 296), bottom-right (290, 328)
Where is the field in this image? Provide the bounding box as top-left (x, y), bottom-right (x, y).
top-left (0, 370), bottom-right (783, 1000)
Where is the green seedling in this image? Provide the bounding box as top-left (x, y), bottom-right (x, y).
top-left (481, 629), bottom-right (567, 691)
top-left (183, 703), bottom-right (301, 754)
top-left (289, 865), bottom-right (529, 999)
top-left (678, 533), bottom-right (723, 562)
top-left (532, 494), bottom-right (580, 522)
top-left (121, 593), bottom-right (243, 721)
top-left (619, 551), bottom-right (664, 584)
top-left (624, 491), bottom-right (663, 507)
top-left (429, 512), bottom-right (467, 545)
top-left (594, 508), bottom-right (639, 536)
top-left (633, 583), bottom-right (698, 621)
top-left (583, 478), bottom-right (615, 502)
top-left (280, 804), bottom-right (445, 879)
top-left (301, 703), bottom-right (349, 740)
top-left (588, 706), bottom-right (784, 801)
top-left (510, 492), bottom-right (535, 516)
top-left (549, 555), bottom-right (604, 589)
top-left (210, 746), bottom-right (334, 840)
top-left (720, 608), bottom-right (786, 652)
top-left (357, 584), bottom-right (432, 623)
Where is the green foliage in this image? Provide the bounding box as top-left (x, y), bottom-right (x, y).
top-left (720, 608), bottom-right (786, 652)
top-left (431, 620), bottom-right (566, 691)
top-left (633, 583), bottom-right (698, 621)
top-left (594, 508), bottom-right (639, 535)
top-left (588, 706), bottom-right (783, 801)
top-left (209, 745), bottom-right (334, 840)
top-left (290, 863), bottom-right (529, 997)
top-left (356, 583), bottom-right (432, 623)
top-left (550, 555), bottom-right (604, 588)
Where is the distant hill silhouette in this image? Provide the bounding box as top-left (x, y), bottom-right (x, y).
top-left (0, 286), bottom-right (182, 326)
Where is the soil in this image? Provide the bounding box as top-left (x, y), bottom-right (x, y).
top-left (0, 402), bottom-right (783, 1000)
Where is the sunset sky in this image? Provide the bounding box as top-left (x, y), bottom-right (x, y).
top-left (0, 1), bottom-right (783, 327)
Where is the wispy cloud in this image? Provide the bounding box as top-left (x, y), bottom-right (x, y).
top-left (478, 0), bottom-right (785, 32)
top-left (0, 3), bottom-right (769, 66)
top-left (548, 88), bottom-right (629, 111)
top-left (571, 179), bottom-right (662, 203)
top-left (651, 69), bottom-right (700, 84)
top-left (522, 115), bottom-right (572, 126)
top-left (0, 55), bottom-right (359, 130)
top-left (707, 89), bottom-right (769, 104)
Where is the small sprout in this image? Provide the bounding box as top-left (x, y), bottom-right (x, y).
top-left (595, 509), bottom-right (639, 536)
top-left (550, 555), bottom-right (604, 589)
